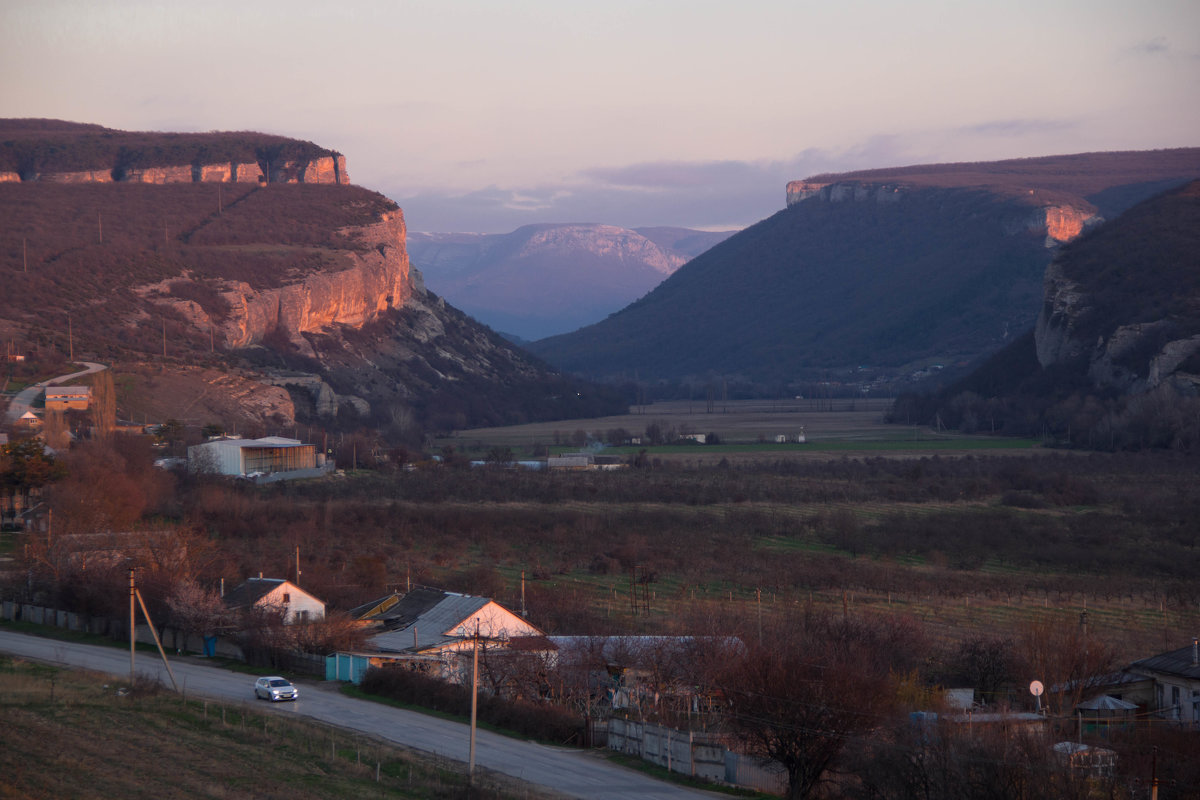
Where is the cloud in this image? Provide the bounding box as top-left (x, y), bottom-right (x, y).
top-left (959, 118), bottom-right (1078, 138)
top-left (1127, 36), bottom-right (1169, 57)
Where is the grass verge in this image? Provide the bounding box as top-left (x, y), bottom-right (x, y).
top-left (0, 655), bottom-right (566, 800)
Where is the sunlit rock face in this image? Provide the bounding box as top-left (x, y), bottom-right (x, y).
top-left (217, 210), bottom-right (414, 356)
top-left (28, 156), bottom-right (349, 186)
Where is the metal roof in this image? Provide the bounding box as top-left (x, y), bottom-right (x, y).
top-left (369, 591), bottom-right (490, 653)
top-left (1130, 642), bottom-right (1200, 680)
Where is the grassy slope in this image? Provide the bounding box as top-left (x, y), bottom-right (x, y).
top-left (0, 656), bottom-right (562, 800)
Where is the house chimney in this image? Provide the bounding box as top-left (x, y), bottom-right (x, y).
top-left (258, 571), bottom-right (263, 580)
top-left (1193, 637), bottom-right (1198, 666)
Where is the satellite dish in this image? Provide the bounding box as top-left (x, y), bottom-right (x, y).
top-left (1029, 680), bottom-right (1044, 697)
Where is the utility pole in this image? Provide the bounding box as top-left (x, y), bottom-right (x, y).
top-left (295, 545), bottom-right (301, 587)
top-left (469, 624), bottom-right (480, 783)
top-left (129, 566), bottom-right (136, 686)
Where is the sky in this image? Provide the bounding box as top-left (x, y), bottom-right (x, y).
top-left (3, 0), bottom-right (1198, 233)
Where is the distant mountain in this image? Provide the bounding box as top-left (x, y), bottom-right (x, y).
top-left (408, 224), bottom-right (735, 340)
top-left (530, 149), bottom-right (1200, 392)
top-left (891, 180), bottom-right (1200, 450)
top-left (0, 121), bottom-right (625, 436)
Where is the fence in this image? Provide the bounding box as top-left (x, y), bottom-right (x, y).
top-left (607, 717), bottom-right (787, 794)
top-left (1, 600), bottom-right (245, 659)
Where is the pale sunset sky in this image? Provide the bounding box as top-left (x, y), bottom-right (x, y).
top-left (3, 0), bottom-right (1197, 232)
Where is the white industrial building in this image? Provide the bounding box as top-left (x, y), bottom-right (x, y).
top-left (187, 436), bottom-right (324, 480)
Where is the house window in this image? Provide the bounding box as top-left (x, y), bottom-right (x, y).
top-left (283, 593), bottom-right (291, 604)
top-left (299, 610), bottom-right (309, 622)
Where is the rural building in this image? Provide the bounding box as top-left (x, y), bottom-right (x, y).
top-left (223, 577), bottom-right (325, 624)
top-left (187, 436), bottom-right (325, 481)
top-left (44, 385), bottom-right (91, 410)
top-left (329, 587), bottom-right (550, 683)
top-left (547, 452), bottom-right (627, 470)
top-left (1128, 639), bottom-right (1200, 727)
top-left (679, 433), bottom-right (707, 444)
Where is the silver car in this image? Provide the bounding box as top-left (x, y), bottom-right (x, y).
top-left (254, 676), bottom-right (298, 701)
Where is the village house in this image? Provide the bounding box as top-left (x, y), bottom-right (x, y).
top-left (328, 587), bottom-right (550, 684)
top-left (222, 577), bottom-right (325, 624)
top-left (1127, 639), bottom-right (1200, 728)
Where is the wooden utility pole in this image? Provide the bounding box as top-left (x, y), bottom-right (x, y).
top-left (469, 625), bottom-right (480, 783)
top-left (129, 567), bottom-right (136, 685)
top-left (295, 545), bottom-right (302, 587)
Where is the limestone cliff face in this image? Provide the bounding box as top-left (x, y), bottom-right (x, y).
top-left (787, 179), bottom-right (1097, 247)
top-left (1034, 180), bottom-right (1200, 395)
top-left (31, 154), bottom-right (349, 185)
top-left (135, 208), bottom-right (415, 362)
top-left (1037, 259), bottom-right (1200, 395)
top-left (217, 210), bottom-right (412, 355)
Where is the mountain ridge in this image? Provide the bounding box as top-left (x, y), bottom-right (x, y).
top-left (530, 149), bottom-right (1200, 393)
top-left (408, 223), bottom-right (734, 340)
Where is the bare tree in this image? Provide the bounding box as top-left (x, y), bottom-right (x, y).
top-left (705, 610), bottom-right (906, 800)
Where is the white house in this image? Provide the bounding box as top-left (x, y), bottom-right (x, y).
top-left (223, 577), bottom-right (325, 624)
top-left (1128, 639), bottom-right (1200, 728)
top-left (330, 587), bottom-right (551, 683)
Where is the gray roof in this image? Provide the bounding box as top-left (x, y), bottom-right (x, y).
top-left (224, 577), bottom-right (285, 609)
top-left (1076, 695), bottom-right (1138, 712)
top-left (369, 590), bottom-right (490, 653)
top-left (1131, 643), bottom-right (1200, 681)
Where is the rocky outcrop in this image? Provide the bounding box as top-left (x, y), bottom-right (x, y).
top-left (119, 164), bottom-right (194, 184)
top-left (138, 209), bottom-right (414, 359)
top-left (789, 179), bottom-right (1097, 247)
top-left (39, 169), bottom-right (113, 183)
top-left (1034, 181), bottom-right (1200, 396)
top-left (30, 155), bottom-right (348, 186)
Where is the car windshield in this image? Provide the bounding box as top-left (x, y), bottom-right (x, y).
top-left (269, 679), bottom-right (291, 687)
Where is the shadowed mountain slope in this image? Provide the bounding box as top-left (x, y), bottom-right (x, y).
top-left (530, 149), bottom-right (1200, 390)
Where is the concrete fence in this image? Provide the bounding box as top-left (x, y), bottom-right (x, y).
top-left (607, 717), bottom-right (787, 795)
top-left (1, 600), bottom-right (244, 660)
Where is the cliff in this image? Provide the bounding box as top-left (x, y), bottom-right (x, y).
top-left (0, 119), bottom-right (349, 185)
top-left (533, 149), bottom-right (1200, 389)
top-left (786, 178), bottom-right (1098, 247)
top-left (0, 121), bottom-right (626, 432)
top-left (1035, 180), bottom-right (1200, 395)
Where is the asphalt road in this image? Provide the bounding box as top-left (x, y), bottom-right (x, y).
top-left (0, 630), bottom-right (721, 799)
top-left (4, 361), bottom-right (107, 424)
